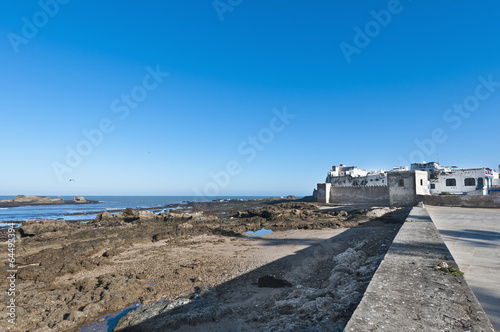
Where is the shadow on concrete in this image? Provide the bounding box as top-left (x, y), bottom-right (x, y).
top-left (438, 229), bottom-right (500, 248)
top-left (388, 241), bottom-right (453, 260)
top-left (469, 287), bottom-right (500, 331)
top-left (112, 215), bottom-right (408, 332)
top-left (406, 214), bottom-right (434, 220)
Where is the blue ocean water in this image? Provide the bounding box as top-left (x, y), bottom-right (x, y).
top-left (0, 196), bottom-right (270, 223)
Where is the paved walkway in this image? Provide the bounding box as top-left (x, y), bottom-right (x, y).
top-left (426, 206), bottom-right (500, 331)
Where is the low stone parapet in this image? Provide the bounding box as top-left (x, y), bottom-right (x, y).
top-left (421, 194), bottom-right (500, 208)
top-left (344, 207), bottom-right (494, 331)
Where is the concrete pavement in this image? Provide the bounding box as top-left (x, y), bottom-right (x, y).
top-left (427, 206), bottom-right (500, 331)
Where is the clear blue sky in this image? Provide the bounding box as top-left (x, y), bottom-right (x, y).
top-left (1, 1), bottom-right (499, 196)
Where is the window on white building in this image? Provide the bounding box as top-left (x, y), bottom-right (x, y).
top-left (430, 184), bottom-right (435, 189)
top-left (478, 178), bottom-right (484, 188)
top-left (446, 179), bottom-right (456, 187)
top-left (464, 178), bottom-right (476, 186)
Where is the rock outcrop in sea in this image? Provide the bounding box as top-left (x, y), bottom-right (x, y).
top-left (0, 195), bottom-right (98, 207)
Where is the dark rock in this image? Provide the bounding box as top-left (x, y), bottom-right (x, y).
top-left (123, 208), bottom-right (140, 222)
top-left (235, 210), bottom-right (258, 218)
top-left (96, 211), bottom-right (113, 221)
top-left (18, 220), bottom-right (69, 237)
top-left (338, 210), bottom-right (348, 217)
top-left (190, 276), bottom-right (203, 283)
top-left (122, 208), bottom-right (156, 222)
top-left (102, 249), bottom-right (121, 257)
top-left (257, 275), bottom-right (292, 288)
top-left (152, 231), bottom-right (170, 242)
top-left (92, 211), bottom-right (127, 227)
top-left (16, 265), bottom-right (46, 281)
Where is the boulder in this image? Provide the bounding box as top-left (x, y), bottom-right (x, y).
top-left (18, 220), bottom-right (69, 237)
top-left (122, 208), bottom-right (156, 221)
top-left (258, 275), bottom-right (292, 288)
top-left (95, 211), bottom-right (113, 221)
top-left (338, 210), bottom-right (348, 218)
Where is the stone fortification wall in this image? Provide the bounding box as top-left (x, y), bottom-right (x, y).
top-left (329, 186), bottom-right (389, 205)
top-left (316, 183), bottom-right (331, 203)
top-left (318, 170), bottom-right (428, 206)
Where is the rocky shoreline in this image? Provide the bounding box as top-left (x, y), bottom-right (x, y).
top-left (0, 198), bottom-right (409, 331)
top-left (0, 195), bottom-right (99, 208)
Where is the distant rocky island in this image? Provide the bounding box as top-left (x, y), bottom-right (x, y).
top-left (0, 195), bottom-right (99, 207)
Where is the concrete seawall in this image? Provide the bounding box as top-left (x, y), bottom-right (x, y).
top-left (344, 207), bottom-right (495, 331)
top-left (421, 194), bottom-right (500, 208)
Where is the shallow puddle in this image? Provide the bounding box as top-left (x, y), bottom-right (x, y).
top-left (245, 228), bottom-right (273, 236)
top-left (80, 302), bottom-right (140, 332)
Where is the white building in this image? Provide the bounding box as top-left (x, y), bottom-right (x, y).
top-left (318, 162), bottom-right (499, 203)
top-left (326, 165), bottom-right (367, 179)
top-left (411, 162), bottom-right (498, 195)
top-left (493, 165), bottom-right (500, 188)
top-left (326, 165), bottom-right (387, 187)
top-left (317, 164), bottom-right (429, 206)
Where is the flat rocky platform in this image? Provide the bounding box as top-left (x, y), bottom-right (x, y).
top-left (0, 198), bottom-right (409, 331)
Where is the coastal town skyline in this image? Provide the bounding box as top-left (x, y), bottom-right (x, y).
top-left (1, 1), bottom-right (499, 196)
